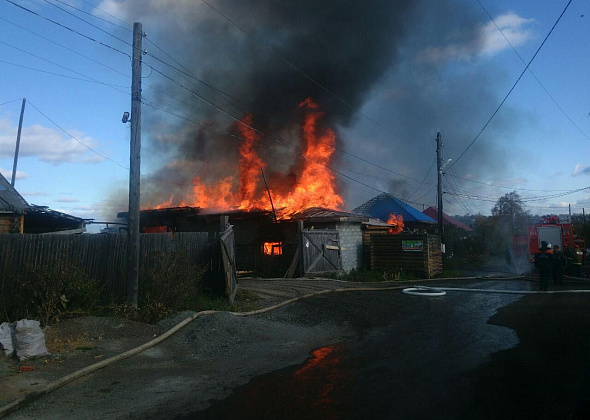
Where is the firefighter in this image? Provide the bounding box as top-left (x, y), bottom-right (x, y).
top-left (534, 241), bottom-right (553, 291)
top-left (552, 244), bottom-right (566, 285)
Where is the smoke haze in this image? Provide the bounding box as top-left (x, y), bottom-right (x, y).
top-left (97, 0), bottom-right (532, 216)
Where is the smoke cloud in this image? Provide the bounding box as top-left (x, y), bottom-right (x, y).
top-left (98, 0), bottom-right (535, 215)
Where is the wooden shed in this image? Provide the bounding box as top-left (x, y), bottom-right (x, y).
top-left (365, 229), bottom-right (442, 278)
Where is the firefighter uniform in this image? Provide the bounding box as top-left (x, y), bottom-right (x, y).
top-left (535, 241), bottom-right (553, 291)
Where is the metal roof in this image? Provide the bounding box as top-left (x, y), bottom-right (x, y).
top-left (422, 207), bottom-right (473, 232)
top-left (0, 172), bottom-right (28, 214)
top-left (288, 207), bottom-right (369, 223)
top-left (352, 193), bottom-right (436, 224)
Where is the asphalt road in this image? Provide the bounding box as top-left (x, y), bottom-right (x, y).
top-left (6, 277), bottom-right (590, 420)
top-left (184, 278), bottom-right (590, 420)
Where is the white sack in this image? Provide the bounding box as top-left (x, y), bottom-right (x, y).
top-left (0, 322), bottom-right (15, 356)
top-left (14, 319), bottom-right (49, 361)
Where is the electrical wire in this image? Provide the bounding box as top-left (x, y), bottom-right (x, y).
top-left (3, 0), bottom-right (131, 58)
top-left (476, 0), bottom-right (590, 143)
top-left (78, 0), bottom-right (133, 29)
top-left (39, 0), bottom-right (130, 46)
top-left (0, 40), bottom-right (129, 91)
top-left (0, 15), bottom-right (130, 81)
top-left (448, 0), bottom-right (574, 170)
top-left (26, 100), bottom-right (127, 170)
top-left (0, 59), bottom-right (128, 90)
top-left (48, 0), bottom-right (132, 33)
top-left (445, 172), bottom-right (573, 192)
top-left (405, 158), bottom-right (436, 203)
top-left (0, 98), bottom-right (23, 107)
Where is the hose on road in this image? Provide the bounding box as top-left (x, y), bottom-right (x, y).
top-left (403, 284), bottom-right (590, 296)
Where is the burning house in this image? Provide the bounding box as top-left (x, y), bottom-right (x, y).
top-left (132, 101), bottom-right (430, 277)
top-left (129, 205), bottom-right (391, 277)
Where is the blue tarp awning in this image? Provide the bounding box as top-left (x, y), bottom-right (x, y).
top-left (352, 193), bottom-right (436, 224)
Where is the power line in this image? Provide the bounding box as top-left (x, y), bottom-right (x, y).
top-left (448, 0), bottom-right (574, 170)
top-left (48, 0), bottom-right (132, 33)
top-left (0, 40), bottom-right (129, 91)
top-left (39, 0), bottom-right (130, 46)
top-left (26, 100), bottom-right (127, 169)
top-left (0, 59), bottom-right (128, 90)
top-left (0, 98), bottom-right (23, 107)
top-left (445, 172), bottom-right (573, 192)
top-left (0, 15), bottom-right (130, 81)
top-left (475, 0), bottom-right (590, 143)
top-left (3, 0), bottom-right (131, 58)
top-left (26, 99), bottom-right (210, 190)
top-left (78, 0), bottom-right (133, 28)
top-left (405, 158), bottom-right (436, 202)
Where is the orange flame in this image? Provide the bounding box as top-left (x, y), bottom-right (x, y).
top-left (263, 242), bottom-right (283, 256)
top-left (387, 213), bottom-right (404, 234)
top-left (151, 98), bottom-right (343, 215)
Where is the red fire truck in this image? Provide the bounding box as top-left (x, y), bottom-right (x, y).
top-left (513, 215), bottom-right (576, 260)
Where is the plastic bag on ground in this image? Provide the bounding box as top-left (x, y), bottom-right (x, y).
top-left (14, 319), bottom-right (50, 361)
top-left (0, 322), bottom-right (15, 356)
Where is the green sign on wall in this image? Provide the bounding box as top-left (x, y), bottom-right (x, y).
top-left (402, 240), bottom-right (423, 251)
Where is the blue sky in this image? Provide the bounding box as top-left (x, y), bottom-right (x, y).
top-left (0, 0), bottom-right (589, 232)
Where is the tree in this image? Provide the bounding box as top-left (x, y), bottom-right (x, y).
top-left (491, 191), bottom-right (529, 237)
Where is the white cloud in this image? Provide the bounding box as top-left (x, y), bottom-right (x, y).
top-left (417, 12), bottom-right (535, 63)
top-left (56, 197), bottom-right (80, 203)
top-left (572, 164), bottom-right (590, 176)
top-left (21, 191), bottom-right (50, 197)
top-left (0, 166), bottom-right (28, 180)
top-left (0, 118), bottom-right (104, 164)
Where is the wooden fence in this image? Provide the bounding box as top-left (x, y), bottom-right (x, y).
top-left (0, 232), bottom-right (217, 303)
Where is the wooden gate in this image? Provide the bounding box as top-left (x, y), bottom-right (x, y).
top-left (220, 225), bottom-right (238, 303)
top-left (301, 229), bottom-right (342, 275)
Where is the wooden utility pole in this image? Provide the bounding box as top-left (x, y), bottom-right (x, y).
top-left (11, 98), bottom-right (26, 187)
top-left (436, 131), bottom-right (444, 250)
top-left (127, 22), bottom-right (143, 306)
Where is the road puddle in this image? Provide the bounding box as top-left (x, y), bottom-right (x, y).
top-left (186, 342), bottom-right (352, 420)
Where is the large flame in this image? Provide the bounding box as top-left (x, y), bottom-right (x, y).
top-left (387, 213), bottom-right (404, 234)
top-left (151, 98), bottom-right (343, 215)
